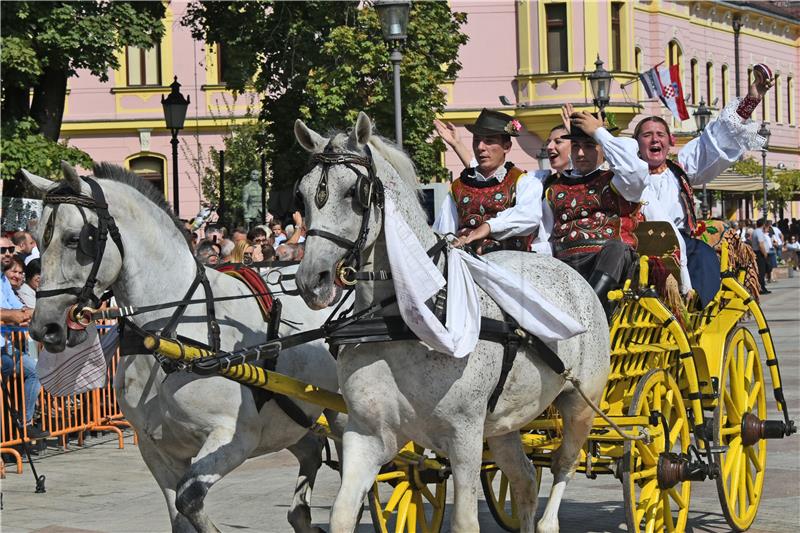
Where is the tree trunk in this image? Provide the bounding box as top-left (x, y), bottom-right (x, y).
top-left (1, 84), bottom-right (31, 123)
top-left (30, 66), bottom-right (68, 141)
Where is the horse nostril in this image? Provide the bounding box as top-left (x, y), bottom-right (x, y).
top-left (42, 323), bottom-right (64, 344)
top-left (317, 270), bottom-right (331, 291)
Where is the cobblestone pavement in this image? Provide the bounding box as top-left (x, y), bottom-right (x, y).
top-left (2, 277), bottom-right (798, 532)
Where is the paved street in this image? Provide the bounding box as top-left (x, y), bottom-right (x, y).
top-left (2, 276), bottom-right (798, 532)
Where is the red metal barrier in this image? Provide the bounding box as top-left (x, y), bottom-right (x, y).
top-left (1, 325), bottom-right (132, 475)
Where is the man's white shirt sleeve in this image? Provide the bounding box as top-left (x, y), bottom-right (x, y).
top-left (593, 127), bottom-right (650, 202)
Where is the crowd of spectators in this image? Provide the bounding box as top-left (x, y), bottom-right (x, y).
top-left (1, 232), bottom-right (48, 439)
top-left (735, 217), bottom-right (800, 294)
top-left (188, 209), bottom-right (307, 271)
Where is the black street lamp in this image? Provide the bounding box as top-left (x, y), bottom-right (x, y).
top-left (588, 55), bottom-right (612, 116)
top-left (161, 76), bottom-right (190, 217)
top-left (757, 122), bottom-right (771, 220)
top-left (536, 144), bottom-right (550, 171)
top-left (693, 99), bottom-right (713, 217)
top-left (375, 0), bottom-right (411, 148)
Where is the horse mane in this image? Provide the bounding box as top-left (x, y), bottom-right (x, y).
top-left (92, 162), bottom-right (189, 245)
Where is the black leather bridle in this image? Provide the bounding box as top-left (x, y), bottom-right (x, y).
top-left (302, 142), bottom-right (386, 286)
top-left (37, 177), bottom-right (125, 319)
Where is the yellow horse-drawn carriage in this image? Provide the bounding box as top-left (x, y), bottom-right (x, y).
top-left (148, 223), bottom-right (793, 533)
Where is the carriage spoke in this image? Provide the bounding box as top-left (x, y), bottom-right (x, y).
top-left (498, 472), bottom-right (509, 506)
top-left (419, 483), bottom-right (436, 506)
top-left (662, 491), bottom-right (676, 532)
top-left (724, 392), bottom-right (742, 424)
top-left (744, 347), bottom-right (756, 381)
top-left (721, 426), bottom-right (740, 437)
top-left (737, 454), bottom-right (748, 514)
top-left (745, 464), bottom-right (757, 502)
top-left (394, 489), bottom-right (412, 533)
top-left (728, 450), bottom-right (744, 500)
top-left (635, 439), bottom-right (659, 467)
top-left (668, 417), bottom-right (684, 447)
top-left (386, 481), bottom-right (410, 514)
top-left (631, 466), bottom-right (657, 482)
top-left (745, 445), bottom-right (763, 473)
top-left (747, 381), bottom-right (762, 408)
top-left (666, 487), bottom-right (688, 509)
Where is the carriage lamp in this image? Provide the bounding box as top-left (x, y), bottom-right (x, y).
top-left (162, 76), bottom-right (190, 217)
top-left (375, 0), bottom-right (411, 148)
top-left (536, 145), bottom-right (551, 171)
top-left (693, 99), bottom-right (713, 217)
top-left (758, 122), bottom-right (771, 220)
top-left (588, 55), bottom-right (612, 115)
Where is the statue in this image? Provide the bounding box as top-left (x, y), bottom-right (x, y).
top-left (242, 170), bottom-right (266, 229)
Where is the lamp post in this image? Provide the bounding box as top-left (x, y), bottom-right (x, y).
top-left (693, 99), bottom-right (713, 217)
top-left (375, 0), bottom-right (411, 148)
top-left (536, 145), bottom-right (551, 171)
top-left (161, 76), bottom-right (190, 217)
top-left (588, 55), bottom-right (612, 118)
top-left (758, 121), bottom-right (771, 220)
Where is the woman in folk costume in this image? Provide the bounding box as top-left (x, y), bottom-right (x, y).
top-left (433, 108), bottom-right (544, 254)
top-left (635, 64), bottom-right (774, 306)
top-left (543, 105), bottom-right (650, 317)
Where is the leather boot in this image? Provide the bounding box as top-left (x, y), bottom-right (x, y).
top-left (588, 270), bottom-right (617, 322)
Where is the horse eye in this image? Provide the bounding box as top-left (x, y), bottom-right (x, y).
top-left (65, 235), bottom-right (80, 247)
top-left (345, 185), bottom-right (356, 198)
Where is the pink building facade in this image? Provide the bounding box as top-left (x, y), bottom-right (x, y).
top-left (60, 1), bottom-right (799, 219)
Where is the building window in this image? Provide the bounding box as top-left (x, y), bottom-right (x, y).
top-left (668, 40), bottom-right (682, 70)
top-left (706, 62), bottom-right (714, 106)
top-left (545, 3), bottom-right (568, 73)
top-left (721, 65), bottom-right (729, 108)
top-left (634, 47), bottom-right (643, 73)
top-left (610, 2), bottom-right (623, 71)
top-left (216, 43), bottom-right (233, 84)
top-left (690, 59), bottom-right (698, 105)
top-left (126, 43), bottom-right (162, 86)
top-left (129, 155), bottom-right (165, 197)
top-left (788, 77), bottom-right (794, 125)
top-left (774, 74), bottom-right (781, 123)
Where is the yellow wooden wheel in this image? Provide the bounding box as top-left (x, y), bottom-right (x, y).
top-left (479, 463), bottom-right (543, 532)
top-left (368, 450), bottom-right (447, 533)
top-left (623, 369), bottom-right (691, 533)
top-left (713, 327), bottom-right (767, 531)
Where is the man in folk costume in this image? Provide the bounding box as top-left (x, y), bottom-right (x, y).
top-left (635, 64), bottom-right (774, 306)
top-left (433, 108), bottom-right (544, 254)
top-left (543, 105), bottom-right (650, 316)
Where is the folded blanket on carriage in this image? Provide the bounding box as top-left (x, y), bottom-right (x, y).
top-left (384, 197), bottom-right (586, 358)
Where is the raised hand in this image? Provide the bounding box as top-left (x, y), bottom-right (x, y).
top-left (434, 119), bottom-right (459, 147)
top-left (561, 104), bottom-right (574, 132)
top-left (570, 110), bottom-right (604, 136)
top-left (750, 64), bottom-right (774, 99)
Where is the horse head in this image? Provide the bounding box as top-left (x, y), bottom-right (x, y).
top-left (293, 112), bottom-right (390, 309)
top-left (22, 162), bottom-right (124, 351)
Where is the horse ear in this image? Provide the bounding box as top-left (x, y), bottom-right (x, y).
top-left (294, 119), bottom-right (327, 153)
top-left (353, 111), bottom-right (372, 147)
top-left (20, 169), bottom-right (58, 194)
top-left (61, 161), bottom-right (82, 190)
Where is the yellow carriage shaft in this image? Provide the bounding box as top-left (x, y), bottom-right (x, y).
top-left (143, 335), bottom-right (348, 414)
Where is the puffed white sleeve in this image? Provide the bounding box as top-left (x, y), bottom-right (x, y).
top-left (432, 192), bottom-right (459, 235)
top-left (532, 197), bottom-right (554, 254)
top-left (485, 173), bottom-right (542, 240)
top-left (679, 99), bottom-right (767, 187)
top-left (594, 127), bottom-right (650, 203)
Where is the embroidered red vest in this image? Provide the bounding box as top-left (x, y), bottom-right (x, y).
top-left (450, 163), bottom-right (532, 253)
top-left (546, 169), bottom-right (641, 258)
top-left (665, 160), bottom-right (698, 235)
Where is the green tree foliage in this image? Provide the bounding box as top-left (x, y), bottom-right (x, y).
top-left (1, 1), bottom-right (165, 180)
top-left (731, 157), bottom-right (800, 215)
top-left (183, 1), bottom-right (467, 189)
top-left (1, 118), bottom-right (93, 180)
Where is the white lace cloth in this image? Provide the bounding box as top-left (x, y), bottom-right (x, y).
top-left (385, 197), bottom-right (586, 358)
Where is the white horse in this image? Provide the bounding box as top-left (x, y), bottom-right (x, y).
top-left (293, 113), bottom-right (611, 532)
top-left (23, 163), bottom-right (340, 533)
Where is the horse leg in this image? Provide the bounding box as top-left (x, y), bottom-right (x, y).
top-left (447, 426), bottom-right (485, 533)
top-left (286, 432), bottom-right (326, 533)
top-left (136, 434), bottom-right (196, 533)
top-left (330, 429), bottom-right (394, 532)
top-left (175, 428), bottom-right (251, 533)
top-left (486, 432), bottom-right (539, 533)
top-left (537, 392), bottom-right (596, 533)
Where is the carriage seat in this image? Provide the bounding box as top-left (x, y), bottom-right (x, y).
top-left (634, 222), bottom-right (682, 282)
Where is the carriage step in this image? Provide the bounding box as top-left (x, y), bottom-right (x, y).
top-left (707, 445), bottom-right (728, 454)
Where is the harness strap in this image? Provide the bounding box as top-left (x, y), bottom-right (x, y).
top-left (305, 229), bottom-right (356, 250)
top-left (487, 312), bottom-right (520, 413)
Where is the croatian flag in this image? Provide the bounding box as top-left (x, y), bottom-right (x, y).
top-left (640, 63), bottom-right (690, 121)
